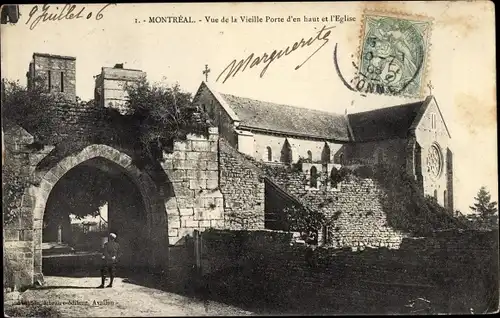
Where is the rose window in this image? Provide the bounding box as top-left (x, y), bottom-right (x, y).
top-left (426, 145), bottom-right (442, 178)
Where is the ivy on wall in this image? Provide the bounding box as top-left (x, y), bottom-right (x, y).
top-left (1, 76), bottom-right (212, 224)
top-left (122, 78), bottom-right (212, 163)
top-left (2, 164), bottom-right (29, 225)
top-left (283, 205), bottom-right (333, 236)
top-left (339, 163), bottom-right (470, 235)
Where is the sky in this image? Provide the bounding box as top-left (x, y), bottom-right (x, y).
top-left (1, 2), bottom-right (497, 214)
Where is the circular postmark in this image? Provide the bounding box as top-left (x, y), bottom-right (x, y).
top-left (333, 13), bottom-right (431, 97)
top-left (358, 16), bottom-right (426, 95)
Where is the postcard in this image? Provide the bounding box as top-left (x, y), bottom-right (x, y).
top-left (2, 2), bottom-right (497, 316)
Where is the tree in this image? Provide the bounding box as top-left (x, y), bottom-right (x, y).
top-left (44, 166), bottom-right (112, 222)
top-left (2, 77), bottom-right (86, 225)
top-left (470, 186), bottom-right (498, 218)
top-left (1, 77), bottom-right (88, 145)
top-left (283, 205), bottom-right (332, 237)
top-left (124, 78), bottom-right (211, 162)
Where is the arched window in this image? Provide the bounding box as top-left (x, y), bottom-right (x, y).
top-left (266, 146), bottom-right (272, 162)
top-left (280, 139), bottom-right (292, 164)
top-left (434, 189), bottom-right (438, 201)
top-left (307, 150), bottom-right (312, 161)
top-left (310, 166), bottom-right (318, 188)
top-left (321, 143), bottom-right (331, 163)
top-left (339, 154), bottom-right (344, 165)
top-left (322, 225), bottom-right (330, 245)
top-left (377, 150), bottom-right (384, 163)
top-left (330, 167), bottom-right (340, 188)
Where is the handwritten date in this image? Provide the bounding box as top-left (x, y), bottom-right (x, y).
top-left (26, 4), bottom-right (115, 30)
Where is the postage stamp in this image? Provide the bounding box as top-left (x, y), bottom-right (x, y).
top-left (356, 11), bottom-right (433, 97)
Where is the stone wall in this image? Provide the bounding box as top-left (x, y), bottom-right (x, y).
top-left (161, 127), bottom-right (225, 245)
top-left (338, 138), bottom-right (408, 167)
top-left (218, 139), bottom-right (265, 230)
top-left (199, 229), bottom-right (499, 314)
top-left (257, 162), bottom-right (408, 249)
top-left (3, 123), bottom-right (54, 289)
top-left (18, 99), bottom-right (117, 150)
top-left (3, 119), bottom-right (227, 288)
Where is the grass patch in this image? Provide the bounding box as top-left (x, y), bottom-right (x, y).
top-left (4, 303), bottom-right (61, 317)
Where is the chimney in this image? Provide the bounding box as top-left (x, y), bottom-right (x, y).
top-left (114, 63), bottom-right (124, 69)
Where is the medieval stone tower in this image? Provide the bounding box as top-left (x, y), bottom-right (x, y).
top-left (94, 64), bottom-right (146, 115)
top-left (26, 53), bottom-right (76, 102)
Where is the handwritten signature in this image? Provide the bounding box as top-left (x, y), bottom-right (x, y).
top-left (26, 4), bottom-right (115, 30)
top-left (216, 25), bottom-right (335, 84)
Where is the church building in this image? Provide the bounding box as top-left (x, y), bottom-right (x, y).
top-left (192, 81), bottom-right (454, 213)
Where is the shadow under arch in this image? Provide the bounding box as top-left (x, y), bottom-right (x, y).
top-left (31, 144), bottom-right (169, 283)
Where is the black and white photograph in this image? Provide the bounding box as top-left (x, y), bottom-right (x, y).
top-left (2, 2), bottom-right (498, 316)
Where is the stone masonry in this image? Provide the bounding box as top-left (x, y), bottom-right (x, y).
top-left (161, 127), bottom-right (225, 245)
top-left (256, 161), bottom-right (408, 249)
top-left (3, 121), bottom-right (227, 288)
top-left (219, 139), bottom-right (265, 230)
top-left (26, 53), bottom-right (76, 102)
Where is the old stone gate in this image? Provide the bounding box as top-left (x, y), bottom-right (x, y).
top-left (3, 119), bottom-right (227, 287)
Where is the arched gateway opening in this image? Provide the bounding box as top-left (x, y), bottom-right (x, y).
top-left (32, 145), bottom-right (168, 281)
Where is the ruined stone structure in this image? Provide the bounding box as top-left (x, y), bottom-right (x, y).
top-left (3, 53), bottom-right (225, 288)
top-left (26, 53), bottom-right (76, 102)
top-left (3, 52), bottom-right (455, 289)
top-left (193, 82), bottom-right (454, 213)
top-left (219, 143), bottom-right (407, 249)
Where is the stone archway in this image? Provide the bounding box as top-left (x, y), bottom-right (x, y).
top-left (30, 144), bottom-right (168, 282)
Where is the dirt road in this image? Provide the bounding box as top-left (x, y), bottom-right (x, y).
top-left (7, 276), bottom-right (253, 317)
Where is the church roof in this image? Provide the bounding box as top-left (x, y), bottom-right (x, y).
top-left (347, 97), bottom-right (432, 142)
top-left (217, 93), bottom-right (351, 141)
top-left (194, 82), bottom-right (444, 143)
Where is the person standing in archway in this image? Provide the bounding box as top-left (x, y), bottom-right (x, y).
top-left (98, 233), bottom-right (120, 288)
top-left (304, 229), bottom-right (318, 268)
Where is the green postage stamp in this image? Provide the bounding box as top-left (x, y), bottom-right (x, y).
top-left (358, 11), bottom-right (433, 97)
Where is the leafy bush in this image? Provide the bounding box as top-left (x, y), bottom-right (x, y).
top-left (2, 77), bottom-right (212, 163)
top-left (371, 163), bottom-right (469, 235)
top-left (5, 304), bottom-right (61, 318)
top-left (2, 161), bottom-right (32, 225)
top-left (282, 205), bottom-right (332, 233)
top-left (1, 78), bottom-right (88, 145)
top-left (2, 174), bottom-right (26, 225)
top-left (352, 165), bottom-right (374, 179)
top-left (4, 253), bottom-right (22, 291)
top-left (330, 166), bottom-right (350, 187)
top-left (124, 79), bottom-right (212, 162)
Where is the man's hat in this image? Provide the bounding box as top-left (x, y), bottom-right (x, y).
top-left (109, 233), bottom-right (117, 239)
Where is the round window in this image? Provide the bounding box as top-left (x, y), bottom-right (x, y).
top-left (426, 144), bottom-right (442, 178)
